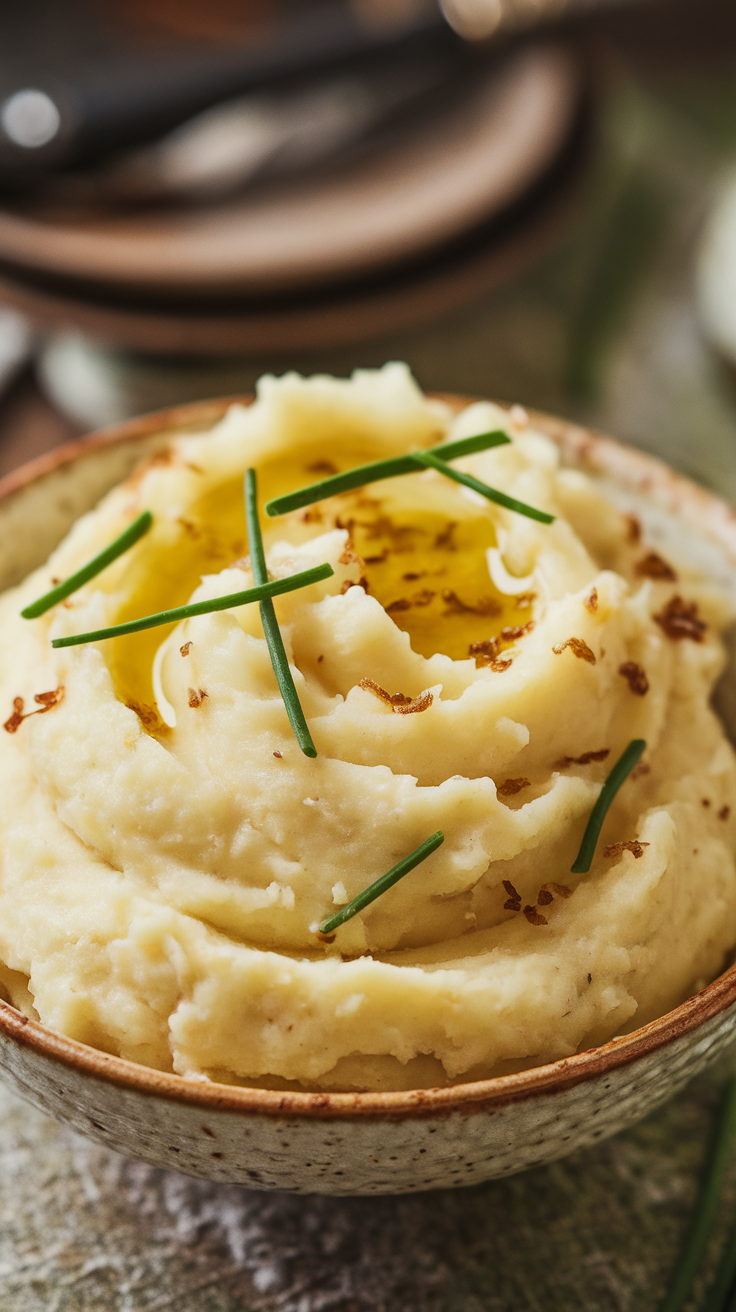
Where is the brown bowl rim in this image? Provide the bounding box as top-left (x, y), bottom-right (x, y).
top-left (2, 392), bottom-right (736, 1122)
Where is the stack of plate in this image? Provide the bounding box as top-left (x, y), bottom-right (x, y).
top-left (0, 44), bottom-right (587, 357)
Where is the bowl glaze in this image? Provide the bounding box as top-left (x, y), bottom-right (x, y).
top-left (1, 395), bottom-right (735, 1196)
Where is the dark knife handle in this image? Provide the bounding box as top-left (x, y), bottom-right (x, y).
top-left (0, 4), bottom-right (452, 179)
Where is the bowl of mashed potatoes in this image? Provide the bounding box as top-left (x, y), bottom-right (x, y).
top-left (1, 363), bottom-right (735, 1195)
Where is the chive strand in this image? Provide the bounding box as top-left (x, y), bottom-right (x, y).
top-left (265, 430), bottom-right (511, 517)
top-left (413, 450), bottom-right (555, 524)
top-left (570, 739), bottom-right (646, 874)
top-left (659, 1078), bottom-right (736, 1312)
top-left (50, 564), bottom-right (334, 648)
top-left (318, 831), bottom-right (444, 936)
top-left (245, 468), bottom-right (317, 758)
top-left (22, 510), bottom-right (153, 619)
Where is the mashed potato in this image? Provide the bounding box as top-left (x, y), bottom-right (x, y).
top-left (1, 362), bottom-right (735, 1090)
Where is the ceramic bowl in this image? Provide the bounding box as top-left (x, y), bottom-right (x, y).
top-left (1, 396), bottom-right (736, 1197)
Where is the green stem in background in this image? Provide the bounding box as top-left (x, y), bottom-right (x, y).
top-left (660, 1078), bottom-right (736, 1312)
top-left (265, 430), bottom-right (511, 517)
top-left (701, 1187), bottom-right (736, 1312)
top-left (412, 450), bottom-right (555, 524)
top-left (318, 831), bottom-right (445, 937)
top-left (245, 468), bottom-right (318, 758)
top-left (570, 739), bottom-right (646, 874)
top-left (22, 510), bottom-right (153, 619)
top-left (50, 564), bottom-right (334, 648)
top-left (565, 163), bottom-right (665, 405)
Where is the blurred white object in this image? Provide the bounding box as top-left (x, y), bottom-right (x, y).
top-left (38, 334), bottom-right (127, 430)
top-left (697, 173), bottom-right (736, 365)
top-left (0, 308), bottom-right (33, 394)
top-left (37, 334), bottom-right (262, 430)
top-left (0, 90), bottom-right (61, 149)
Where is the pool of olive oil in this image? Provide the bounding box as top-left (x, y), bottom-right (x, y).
top-left (101, 449), bottom-right (533, 725)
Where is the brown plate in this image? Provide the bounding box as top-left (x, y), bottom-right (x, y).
top-left (0, 46), bottom-right (580, 298)
top-left (0, 91), bottom-right (588, 356)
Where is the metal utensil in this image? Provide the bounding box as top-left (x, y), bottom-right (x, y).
top-left (87, 55), bottom-right (454, 204)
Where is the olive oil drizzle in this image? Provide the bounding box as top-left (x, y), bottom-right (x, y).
top-left (21, 420), bottom-right (643, 938)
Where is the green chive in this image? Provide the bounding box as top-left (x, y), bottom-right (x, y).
top-left (318, 831), bottom-right (445, 936)
top-left (22, 510), bottom-right (153, 619)
top-left (50, 563), bottom-right (334, 648)
top-left (413, 450), bottom-right (555, 524)
top-left (570, 739), bottom-right (646, 874)
top-left (265, 430), bottom-right (511, 517)
top-left (660, 1077), bottom-right (736, 1312)
top-left (246, 468), bottom-right (317, 758)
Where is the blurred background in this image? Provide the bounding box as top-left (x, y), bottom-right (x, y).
top-left (0, 0), bottom-right (735, 502)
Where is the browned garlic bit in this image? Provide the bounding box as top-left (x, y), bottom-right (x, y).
top-left (552, 637), bottom-right (596, 664)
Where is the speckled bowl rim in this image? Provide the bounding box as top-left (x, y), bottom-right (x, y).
top-left (2, 392), bottom-right (736, 1122)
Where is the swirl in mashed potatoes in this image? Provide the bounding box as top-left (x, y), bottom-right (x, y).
top-left (0, 363), bottom-right (735, 1091)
